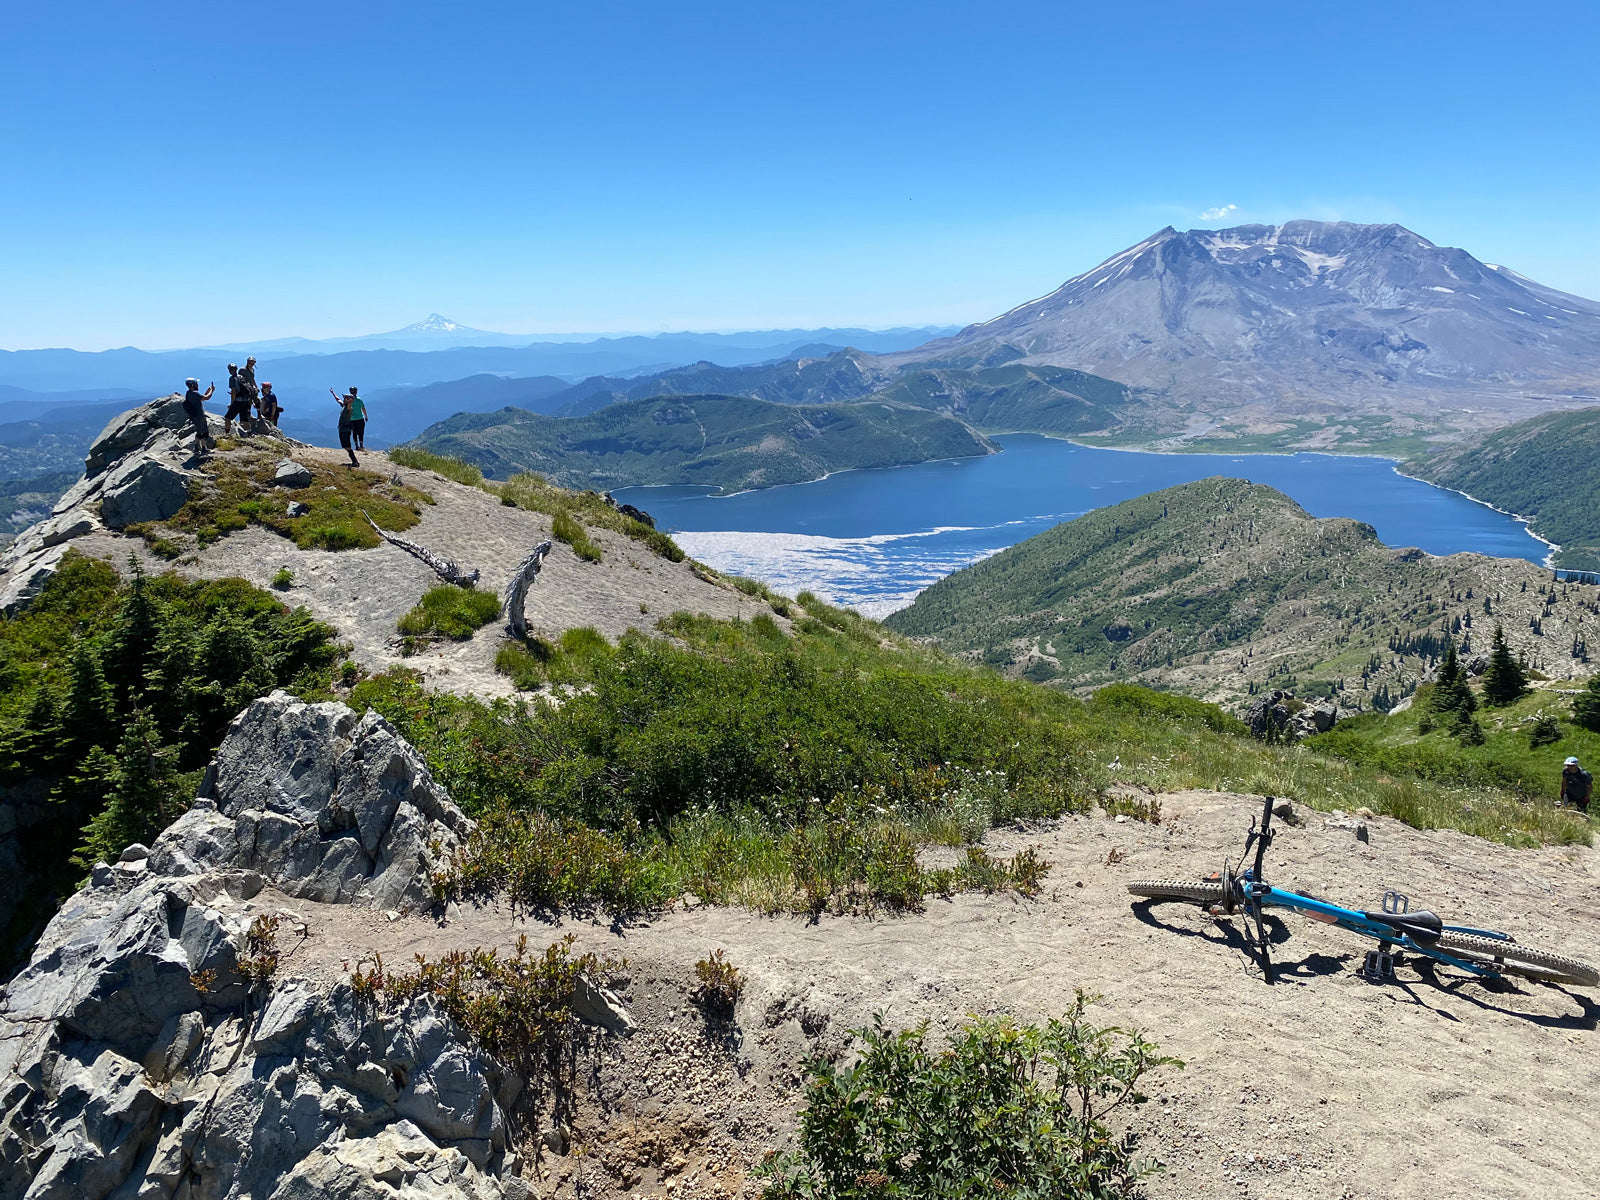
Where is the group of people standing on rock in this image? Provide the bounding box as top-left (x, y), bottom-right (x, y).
top-left (178, 357), bottom-right (372, 468)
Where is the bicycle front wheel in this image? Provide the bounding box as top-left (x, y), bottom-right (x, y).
top-left (1432, 931), bottom-right (1599, 988)
top-left (1127, 879), bottom-right (1225, 906)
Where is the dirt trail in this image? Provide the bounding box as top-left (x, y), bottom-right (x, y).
top-left (265, 791), bottom-right (1600, 1200)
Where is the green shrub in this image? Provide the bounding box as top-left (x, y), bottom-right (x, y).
top-left (397, 585), bottom-right (502, 643)
top-left (1572, 676), bottom-right (1600, 732)
top-left (551, 509), bottom-right (602, 562)
top-left (498, 473), bottom-right (685, 562)
top-left (760, 993), bottom-right (1179, 1200)
top-left (1529, 715), bottom-right (1562, 748)
top-left (354, 933), bottom-right (622, 1078)
top-left (434, 807), bottom-right (671, 914)
top-left (1091, 683), bottom-right (1248, 736)
top-left (271, 567), bottom-right (294, 590)
top-left (692, 950), bottom-right (744, 1018)
top-left (387, 446), bottom-right (485, 487)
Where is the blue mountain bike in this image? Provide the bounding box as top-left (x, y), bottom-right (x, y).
top-left (1128, 795), bottom-right (1599, 988)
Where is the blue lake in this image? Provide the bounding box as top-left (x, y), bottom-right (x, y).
top-left (613, 435), bottom-right (1550, 617)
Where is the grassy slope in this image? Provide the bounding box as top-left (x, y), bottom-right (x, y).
top-left (352, 592), bottom-right (1587, 928)
top-left (885, 477), bottom-right (1600, 708)
top-left (1308, 682), bottom-right (1600, 804)
top-left (411, 393), bottom-right (993, 491)
top-left (1409, 406), bottom-right (1600, 571)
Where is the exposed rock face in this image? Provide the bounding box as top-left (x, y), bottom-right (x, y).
top-left (98, 441), bottom-right (192, 528)
top-left (0, 693), bottom-right (516, 1200)
top-left (1243, 689), bottom-right (1339, 742)
top-left (84, 396), bottom-right (194, 478)
top-left (154, 691), bottom-right (472, 907)
top-left (0, 395), bottom-right (200, 612)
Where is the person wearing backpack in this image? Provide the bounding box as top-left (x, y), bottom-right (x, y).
top-left (224, 363), bottom-right (254, 436)
top-left (257, 381), bottom-right (282, 427)
top-left (1561, 757), bottom-right (1592, 814)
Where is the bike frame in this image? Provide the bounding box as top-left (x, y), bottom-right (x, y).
top-left (1239, 877), bottom-right (1513, 979)
top-left (1225, 794), bottom-right (1518, 982)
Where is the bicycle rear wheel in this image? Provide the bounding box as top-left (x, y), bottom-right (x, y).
top-left (1432, 931), bottom-right (1599, 988)
top-left (1127, 879), bottom-right (1225, 906)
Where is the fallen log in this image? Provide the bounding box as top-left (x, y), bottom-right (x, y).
top-left (362, 511), bottom-right (481, 587)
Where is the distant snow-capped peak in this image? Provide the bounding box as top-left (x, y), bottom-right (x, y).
top-left (407, 314), bottom-right (463, 333)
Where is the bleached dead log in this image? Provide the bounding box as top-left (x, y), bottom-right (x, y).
top-left (503, 540), bottom-right (554, 639)
top-left (362, 511), bottom-right (481, 586)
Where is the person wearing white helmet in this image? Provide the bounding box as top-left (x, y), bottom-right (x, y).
top-left (1560, 756), bottom-right (1592, 814)
top-left (182, 376), bottom-right (216, 453)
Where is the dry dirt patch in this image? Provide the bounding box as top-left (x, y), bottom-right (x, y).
top-left (265, 791), bottom-right (1599, 1199)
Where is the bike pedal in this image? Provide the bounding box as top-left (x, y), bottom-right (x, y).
top-left (1360, 950), bottom-right (1397, 983)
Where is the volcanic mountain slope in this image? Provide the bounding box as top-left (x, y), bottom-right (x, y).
top-left (887, 221), bottom-right (1600, 449)
top-left (886, 477), bottom-right (1600, 708)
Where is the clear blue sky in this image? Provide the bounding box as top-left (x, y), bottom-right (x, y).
top-left (2, 0), bottom-right (1595, 349)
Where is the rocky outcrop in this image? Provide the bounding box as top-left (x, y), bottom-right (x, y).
top-left (98, 437), bottom-right (192, 529)
top-left (1243, 689), bottom-right (1338, 742)
top-left (152, 691), bottom-right (472, 907)
top-left (0, 395), bottom-right (200, 612)
top-left (0, 693), bottom-right (524, 1200)
top-left (84, 396), bottom-right (194, 478)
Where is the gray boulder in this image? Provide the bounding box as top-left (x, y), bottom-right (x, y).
top-left (84, 394), bottom-right (191, 477)
top-left (149, 691), bottom-right (472, 908)
top-left (272, 459), bottom-right (314, 488)
top-left (98, 446), bottom-right (192, 529)
top-left (0, 542), bottom-right (71, 617)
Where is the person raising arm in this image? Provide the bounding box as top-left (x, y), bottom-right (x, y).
top-left (329, 387), bottom-right (359, 467)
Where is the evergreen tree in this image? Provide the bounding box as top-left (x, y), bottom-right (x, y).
top-left (1480, 625), bottom-right (1529, 707)
top-left (1572, 676), bottom-right (1600, 732)
top-left (61, 643), bottom-right (114, 752)
top-left (73, 710), bottom-right (183, 868)
top-left (1429, 641), bottom-right (1477, 718)
top-left (99, 563), bottom-right (159, 716)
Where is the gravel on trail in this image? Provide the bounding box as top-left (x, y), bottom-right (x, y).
top-left (265, 790), bottom-right (1600, 1200)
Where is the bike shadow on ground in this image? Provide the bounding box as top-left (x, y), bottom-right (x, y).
top-left (1130, 899), bottom-right (1348, 981)
top-left (1131, 900), bottom-right (1598, 1027)
top-left (1399, 959), bottom-right (1600, 1031)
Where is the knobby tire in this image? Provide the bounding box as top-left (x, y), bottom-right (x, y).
top-left (1432, 931), bottom-right (1599, 988)
top-left (1127, 879), bottom-right (1225, 906)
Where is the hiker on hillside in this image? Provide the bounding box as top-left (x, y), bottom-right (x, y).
top-left (182, 377), bottom-right (216, 452)
top-left (329, 387), bottom-right (360, 467)
top-left (347, 385), bottom-right (368, 449)
top-left (257, 381), bottom-right (281, 428)
top-left (224, 363), bottom-right (254, 436)
top-left (1561, 756), bottom-right (1592, 814)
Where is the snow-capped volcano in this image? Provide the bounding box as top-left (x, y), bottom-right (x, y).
top-left (902, 221), bottom-right (1600, 422)
top-left (400, 314), bottom-right (470, 335)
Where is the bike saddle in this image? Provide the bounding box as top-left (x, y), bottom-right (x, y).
top-left (1362, 910), bottom-right (1443, 943)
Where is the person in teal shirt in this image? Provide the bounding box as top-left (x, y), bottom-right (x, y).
top-left (329, 386), bottom-right (362, 466)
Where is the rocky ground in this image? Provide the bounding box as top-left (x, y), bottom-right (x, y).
top-left (0, 396), bottom-right (776, 699)
top-left (279, 790), bottom-right (1600, 1200)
